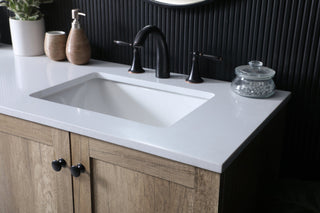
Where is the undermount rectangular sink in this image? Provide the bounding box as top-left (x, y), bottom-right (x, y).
top-left (31, 73), bottom-right (214, 127)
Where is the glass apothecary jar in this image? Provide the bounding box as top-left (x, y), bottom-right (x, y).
top-left (231, 61), bottom-right (276, 98)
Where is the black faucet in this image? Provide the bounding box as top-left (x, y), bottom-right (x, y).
top-left (133, 25), bottom-right (170, 78)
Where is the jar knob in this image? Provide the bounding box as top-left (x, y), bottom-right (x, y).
top-left (249, 61), bottom-right (263, 68)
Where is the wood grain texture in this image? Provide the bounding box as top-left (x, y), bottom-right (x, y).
top-left (154, 178), bottom-right (194, 213)
top-left (0, 113), bottom-right (57, 146)
top-left (193, 168), bottom-right (220, 213)
top-left (71, 133), bottom-right (92, 213)
top-left (52, 129), bottom-right (74, 213)
top-left (91, 159), bottom-right (194, 213)
top-left (89, 137), bottom-right (195, 188)
top-left (72, 134), bottom-right (222, 213)
top-left (0, 130), bottom-right (73, 213)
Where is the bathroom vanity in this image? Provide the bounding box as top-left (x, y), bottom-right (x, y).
top-left (0, 45), bottom-right (290, 213)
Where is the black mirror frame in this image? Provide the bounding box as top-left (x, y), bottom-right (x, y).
top-left (144, 0), bottom-right (215, 8)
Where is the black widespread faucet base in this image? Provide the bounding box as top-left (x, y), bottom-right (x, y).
top-left (157, 75), bottom-right (170, 79)
top-left (186, 51), bottom-right (222, 84)
top-left (128, 47), bottom-right (145, 74)
top-left (185, 78), bottom-right (204, 84)
top-left (129, 69), bottom-right (145, 74)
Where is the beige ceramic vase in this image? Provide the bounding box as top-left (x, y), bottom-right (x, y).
top-left (44, 31), bottom-right (67, 61)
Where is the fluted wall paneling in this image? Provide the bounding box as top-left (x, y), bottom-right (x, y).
top-left (1, 0), bottom-right (320, 179)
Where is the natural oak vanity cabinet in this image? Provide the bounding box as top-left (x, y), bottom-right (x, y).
top-left (0, 114), bottom-right (219, 213)
top-left (70, 134), bottom-right (220, 213)
top-left (0, 110), bottom-right (284, 213)
top-left (0, 114), bottom-right (73, 213)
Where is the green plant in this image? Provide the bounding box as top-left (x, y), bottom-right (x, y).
top-left (0, 0), bottom-right (53, 21)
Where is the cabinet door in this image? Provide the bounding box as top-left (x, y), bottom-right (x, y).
top-left (70, 133), bottom-right (220, 213)
top-left (0, 114), bottom-right (74, 213)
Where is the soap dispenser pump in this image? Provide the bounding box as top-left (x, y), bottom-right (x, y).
top-left (66, 9), bottom-right (91, 65)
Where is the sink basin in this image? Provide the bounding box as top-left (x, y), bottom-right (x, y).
top-left (31, 73), bottom-right (214, 127)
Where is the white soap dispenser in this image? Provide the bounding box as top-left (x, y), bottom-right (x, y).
top-left (66, 9), bottom-right (91, 65)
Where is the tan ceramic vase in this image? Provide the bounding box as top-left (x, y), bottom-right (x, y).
top-left (44, 31), bottom-right (67, 61)
top-left (66, 28), bottom-right (91, 65)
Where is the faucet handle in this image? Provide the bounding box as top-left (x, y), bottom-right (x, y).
top-left (189, 51), bottom-right (223, 61)
top-left (113, 40), bottom-right (132, 47)
top-left (113, 40), bottom-right (143, 49)
top-left (200, 53), bottom-right (223, 62)
top-left (113, 40), bottom-right (145, 74)
top-left (186, 51), bottom-right (222, 84)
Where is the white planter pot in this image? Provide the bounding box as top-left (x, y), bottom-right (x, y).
top-left (9, 18), bottom-right (45, 56)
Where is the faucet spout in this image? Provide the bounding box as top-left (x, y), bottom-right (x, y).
top-left (133, 25), bottom-right (170, 78)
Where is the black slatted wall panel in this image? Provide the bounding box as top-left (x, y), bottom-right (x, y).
top-left (1, 0), bottom-right (319, 179)
top-left (0, 8), bottom-right (10, 43)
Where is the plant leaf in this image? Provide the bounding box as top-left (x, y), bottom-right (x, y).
top-left (0, 1), bottom-right (8, 7)
top-left (28, 14), bottom-right (39, 20)
top-left (1, 0), bottom-right (49, 20)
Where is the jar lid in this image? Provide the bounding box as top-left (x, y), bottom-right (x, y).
top-left (235, 61), bottom-right (275, 80)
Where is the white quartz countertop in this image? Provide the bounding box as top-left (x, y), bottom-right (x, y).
top-left (0, 44), bottom-right (290, 173)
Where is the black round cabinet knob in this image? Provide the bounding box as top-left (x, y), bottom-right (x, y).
top-left (52, 158), bottom-right (66, 172)
top-left (70, 163), bottom-right (85, 177)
